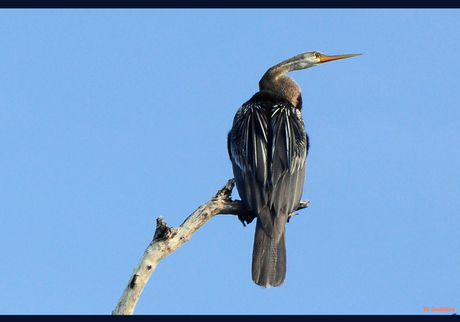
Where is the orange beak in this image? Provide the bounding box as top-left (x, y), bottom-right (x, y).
top-left (319, 53), bottom-right (362, 63)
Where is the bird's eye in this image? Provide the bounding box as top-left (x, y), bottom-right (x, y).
top-left (314, 52), bottom-right (321, 58)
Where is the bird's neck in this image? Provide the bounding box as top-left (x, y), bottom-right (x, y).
top-left (259, 73), bottom-right (302, 108)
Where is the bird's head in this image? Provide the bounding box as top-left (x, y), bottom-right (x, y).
top-left (262, 51), bottom-right (362, 83)
top-left (298, 51), bottom-right (362, 68)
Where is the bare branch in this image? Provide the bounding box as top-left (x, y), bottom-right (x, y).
top-left (112, 178), bottom-right (309, 315)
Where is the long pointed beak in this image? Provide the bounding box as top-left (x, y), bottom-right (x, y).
top-left (319, 53), bottom-right (362, 63)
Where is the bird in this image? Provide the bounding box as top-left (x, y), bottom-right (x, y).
top-left (227, 51), bottom-right (361, 287)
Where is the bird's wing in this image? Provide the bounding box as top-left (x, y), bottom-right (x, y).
top-left (229, 101), bottom-right (269, 216)
top-left (269, 105), bottom-right (307, 218)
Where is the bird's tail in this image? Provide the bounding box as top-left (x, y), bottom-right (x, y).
top-left (251, 217), bottom-right (287, 288)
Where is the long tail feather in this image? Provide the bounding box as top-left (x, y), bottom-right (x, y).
top-left (251, 218), bottom-right (287, 287)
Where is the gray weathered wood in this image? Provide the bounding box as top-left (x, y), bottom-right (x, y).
top-left (112, 178), bottom-right (308, 315)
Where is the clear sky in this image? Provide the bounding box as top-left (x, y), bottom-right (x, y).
top-left (1, 9), bottom-right (459, 315)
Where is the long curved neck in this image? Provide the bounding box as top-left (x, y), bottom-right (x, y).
top-left (258, 53), bottom-right (314, 108)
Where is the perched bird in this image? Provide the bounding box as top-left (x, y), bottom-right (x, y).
top-left (228, 51), bottom-right (360, 287)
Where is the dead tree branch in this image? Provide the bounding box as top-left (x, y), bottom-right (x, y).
top-left (112, 178), bottom-right (309, 315)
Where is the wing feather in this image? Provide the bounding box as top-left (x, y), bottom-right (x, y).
top-left (229, 101), bottom-right (269, 215)
top-left (270, 106), bottom-right (307, 219)
top-left (229, 97), bottom-right (307, 239)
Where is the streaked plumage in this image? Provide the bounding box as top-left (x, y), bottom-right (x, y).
top-left (228, 51), bottom-right (361, 287)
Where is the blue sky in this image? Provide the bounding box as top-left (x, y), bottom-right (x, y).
top-left (1, 9), bottom-right (459, 315)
